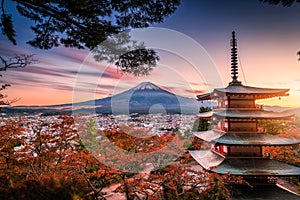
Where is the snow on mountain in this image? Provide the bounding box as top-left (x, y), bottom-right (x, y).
top-left (131, 82), bottom-right (162, 91)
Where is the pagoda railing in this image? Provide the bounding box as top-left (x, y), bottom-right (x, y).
top-left (229, 127), bottom-right (257, 132)
top-left (211, 125), bottom-right (263, 132)
top-left (213, 105), bottom-right (263, 110)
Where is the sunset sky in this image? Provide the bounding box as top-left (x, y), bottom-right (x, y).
top-left (1, 0), bottom-right (300, 107)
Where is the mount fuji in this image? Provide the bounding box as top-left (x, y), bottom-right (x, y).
top-left (71, 82), bottom-right (202, 114)
top-left (4, 82), bottom-right (214, 115)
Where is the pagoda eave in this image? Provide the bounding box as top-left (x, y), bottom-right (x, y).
top-left (211, 158), bottom-right (300, 176)
top-left (197, 92), bottom-right (288, 101)
top-left (214, 92), bottom-right (289, 99)
top-left (193, 130), bottom-right (224, 142)
top-left (214, 85), bottom-right (289, 97)
top-left (253, 93), bottom-right (289, 100)
top-left (197, 93), bottom-right (212, 101)
top-left (214, 110), bottom-right (294, 120)
top-left (197, 110), bottom-right (294, 120)
top-left (213, 132), bottom-right (300, 146)
top-left (194, 130), bottom-right (300, 146)
top-left (189, 150), bottom-right (224, 170)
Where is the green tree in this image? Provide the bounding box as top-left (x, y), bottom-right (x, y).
top-left (80, 117), bottom-right (101, 154)
top-left (199, 107), bottom-right (212, 113)
top-left (195, 107), bottom-right (211, 131)
top-left (1, 0), bottom-right (180, 75)
top-left (1, 0), bottom-right (180, 49)
top-left (89, 30), bottom-right (161, 75)
top-left (260, 0), bottom-right (300, 7)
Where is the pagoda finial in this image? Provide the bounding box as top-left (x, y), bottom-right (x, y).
top-left (229, 31), bottom-right (242, 86)
top-left (231, 31), bottom-right (238, 82)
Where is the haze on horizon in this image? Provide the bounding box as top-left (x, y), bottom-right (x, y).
top-left (1, 0), bottom-right (300, 108)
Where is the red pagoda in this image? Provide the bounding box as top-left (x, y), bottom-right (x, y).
top-left (190, 31), bottom-right (300, 182)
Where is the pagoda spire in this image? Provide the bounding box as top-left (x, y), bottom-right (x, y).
top-left (229, 31), bottom-right (241, 85)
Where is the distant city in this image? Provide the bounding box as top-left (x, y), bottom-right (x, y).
top-left (2, 113), bottom-right (196, 140)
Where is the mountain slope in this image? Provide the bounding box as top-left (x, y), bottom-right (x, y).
top-left (73, 82), bottom-right (201, 114)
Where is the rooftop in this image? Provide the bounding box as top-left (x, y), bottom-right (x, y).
top-left (232, 185), bottom-right (300, 200)
top-left (190, 150), bottom-right (300, 176)
top-left (197, 110), bottom-right (294, 119)
top-left (197, 85), bottom-right (289, 101)
top-left (193, 130), bottom-right (300, 146)
top-left (213, 157), bottom-right (300, 176)
top-left (189, 150), bottom-right (224, 170)
top-left (213, 132), bottom-right (300, 146)
top-left (193, 130), bottom-right (224, 142)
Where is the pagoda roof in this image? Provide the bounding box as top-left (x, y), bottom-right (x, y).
top-left (213, 132), bottom-right (300, 146)
top-left (193, 130), bottom-right (300, 146)
top-left (190, 150), bottom-right (300, 176)
top-left (197, 93), bottom-right (212, 100)
top-left (189, 150), bottom-right (224, 169)
top-left (197, 111), bottom-right (213, 118)
top-left (197, 84), bottom-right (289, 101)
top-left (215, 110), bottom-right (293, 119)
top-left (215, 84), bottom-right (289, 95)
top-left (232, 185), bottom-right (300, 200)
top-left (197, 110), bottom-right (293, 120)
top-left (212, 157), bottom-right (300, 176)
top-left (193, 130), bottom-right (224, 142)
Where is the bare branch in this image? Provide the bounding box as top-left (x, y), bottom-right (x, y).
top-left (0, 54), bottom-right (36, 71)
top-left (0, 54), bottom-right (36, 108)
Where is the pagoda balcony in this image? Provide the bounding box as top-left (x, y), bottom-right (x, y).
top-left (213, 104), bottom-right (263, 110)
top-left (211, 125), bottom-right (257, 132)
top-left (228, 127), bottom-right (258, 132)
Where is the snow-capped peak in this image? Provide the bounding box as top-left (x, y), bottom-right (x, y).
top-left (133, 82), bottom-right (161, 90)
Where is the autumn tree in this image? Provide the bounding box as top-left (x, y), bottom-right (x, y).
top-left (29, 114), bottom-right (118, 200)
top-left (60, 143), bottom-right (119, 200)
top-left (0, 120), bottom-right (76, 199)
top-left (200, 172), bottom-right (250, 200)
top-left (263, 145), bottom-right (300, 166)
top-left (116, 162), bottom-right (208, 200)
top-left (0, 120), bottom-right (24, 186)
top-left (260, 117), bottom-right (300, 166)
top-left (116, 162), bottom-right (251, 200)
top-left (0, 114), bottom-right (121, 199)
